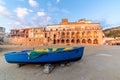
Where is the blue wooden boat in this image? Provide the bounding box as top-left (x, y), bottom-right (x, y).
top-left (4, 47), bottom-right (84, 64)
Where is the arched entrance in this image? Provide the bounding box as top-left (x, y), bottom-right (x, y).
top-left (53, 39), bottom-right (56, 44)
top-left (87, 31), bottom-right (91, 37)
top-left (66, 39), bottom-right (70, 43)
top-left (47, 37), bottom-right (50, 42)
top-left (82, 39), bottom-right (86, 43)
top-left (94, 31), bottom-right (97, 36)
top-left (61, 39), bottom-right (65, 44)
top-left (54, 34), bottom-right (56, 38)
top-left (93, 39), bottom-right (98, 44)
top-left (87, 39), bottom-right (92, 44)
top-left (71, 32), bottom-right (75, 38)
top-left (82, 31), bottom-right (85, 37)
top-left (76, 39), bottom-right (80, 44)
top-left (67, 32), bottom-right (70, 35)
top-left (61, 32), bottom-right (65, 38)
top-left (57, 39), bottom-right (60, 43)
top-left (45, 33), bottom-right (47, 38)
top-left (61, 32), bottom-right (65, 35)
top-left (71, 39), bottom-right (75, 43)
top-left (66, 32), bottom-right (70, 38)
top-left (76, 32), bottom-right (80, 37)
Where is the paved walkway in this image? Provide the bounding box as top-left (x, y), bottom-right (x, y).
top-left (0, 45), bottom-right (120, 80)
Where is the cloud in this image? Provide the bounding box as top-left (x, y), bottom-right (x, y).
top-left (0, 6), bottom-right (33, 30)
top-left (0, 5), bottom-right (11, 16)
top-left (37, 11), bottom-right (46, 17)
top-left (14, 7), bottom-right (29, 19)
top-left (96, 19), bottom-right (111, 29)
top-left (56, 0), bottom-right (60, 3)
top-left (32, 11), bottom-right (51, 27)
top-left (39, 16), bottom-right (51, 26)
top-left (29, 0), bottom-right (39, 7)
top-left (29, 9), bottom-right (34, 12)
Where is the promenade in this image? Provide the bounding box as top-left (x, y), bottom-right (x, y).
top-left (0, 45), bottom-right (120, 80)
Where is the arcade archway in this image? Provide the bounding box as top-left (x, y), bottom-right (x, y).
top-left (82, 39), bottom-right (86, 43)
top-left (93, 39), bottom-right (98, 44)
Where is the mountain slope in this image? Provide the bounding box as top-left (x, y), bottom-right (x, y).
top-left (103, 26), bottom-right (120, 38)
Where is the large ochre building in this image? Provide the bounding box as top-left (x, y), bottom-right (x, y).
top-left (11, 18), bottom-right (104, 46)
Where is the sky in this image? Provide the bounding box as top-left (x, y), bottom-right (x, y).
top-left (0, 0), bottom-right (120, 32)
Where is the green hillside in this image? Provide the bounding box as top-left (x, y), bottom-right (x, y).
top-left (103, 26), bottom-right (120, 38)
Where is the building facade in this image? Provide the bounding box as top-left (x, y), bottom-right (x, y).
top-left (10, 18), bottom-right (104, 46)
top-left (105, 38), bottom-right (120, 45)
top-left (11, 28), bottom-right (44, 46)
top-left (0, 27), bottom-right (5, 44)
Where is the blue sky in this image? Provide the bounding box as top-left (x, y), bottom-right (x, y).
top-left (0, 0), bottom-right (120, 32)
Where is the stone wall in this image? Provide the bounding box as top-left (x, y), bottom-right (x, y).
top-left (10, 19), bottom-right (104, 46)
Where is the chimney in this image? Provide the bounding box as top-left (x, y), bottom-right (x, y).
top-left (61, 18), bottom-right (68, 24)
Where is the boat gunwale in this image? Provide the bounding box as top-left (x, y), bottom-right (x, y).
top-left (5, 46), bottom-right (84, 55)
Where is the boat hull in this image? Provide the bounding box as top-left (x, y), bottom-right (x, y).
top-left (4, 47), bottom-right (84, 64)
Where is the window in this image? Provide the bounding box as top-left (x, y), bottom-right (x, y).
top-left (45, 33), bottom-right (47, 38)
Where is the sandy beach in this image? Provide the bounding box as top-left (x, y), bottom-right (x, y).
top-left (0, 45), bottom-right (120, 80)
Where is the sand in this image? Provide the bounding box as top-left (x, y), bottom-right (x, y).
top-left (0, 45), bottom-right (120, 80)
